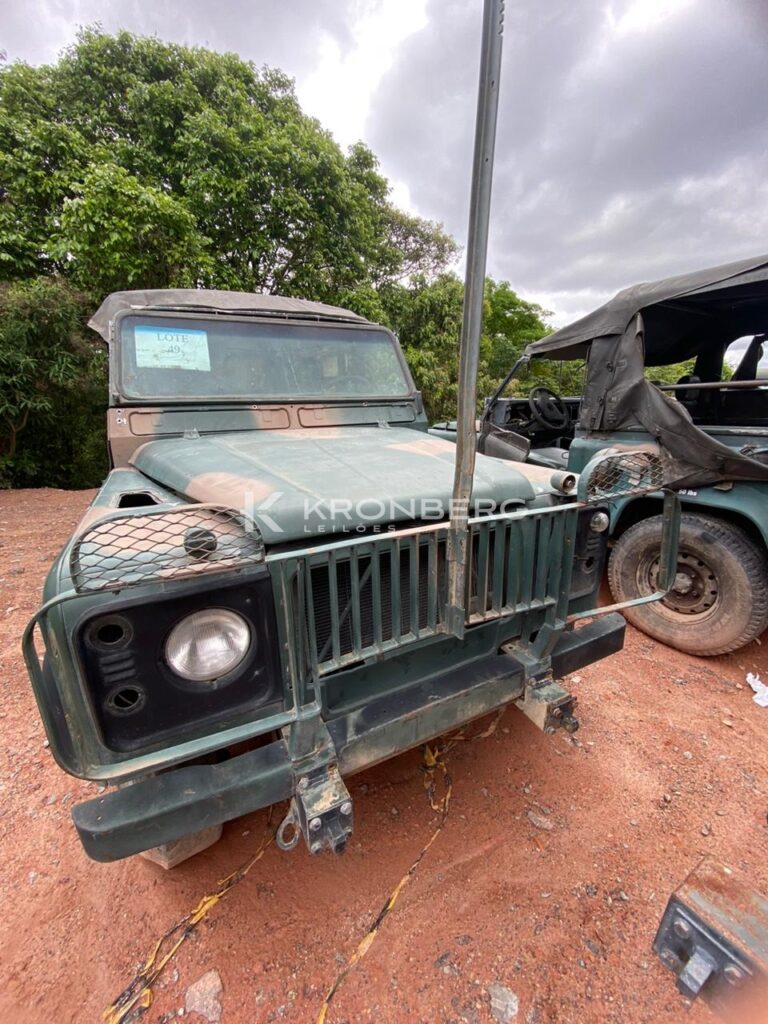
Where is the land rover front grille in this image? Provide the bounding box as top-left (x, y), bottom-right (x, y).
top-left (270, 508), bottom-right (576, 676)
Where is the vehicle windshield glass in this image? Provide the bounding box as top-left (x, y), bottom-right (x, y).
top-left (118, 315), bottom-right (411, 400)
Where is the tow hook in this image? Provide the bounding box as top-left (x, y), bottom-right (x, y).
top-left (276, 764), bottom-right (353, 855)
top-left (515, 678), bottom-right (580, 734)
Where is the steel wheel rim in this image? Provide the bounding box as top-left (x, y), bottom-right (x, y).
top-left (640, 548), bottom-right (720, 619)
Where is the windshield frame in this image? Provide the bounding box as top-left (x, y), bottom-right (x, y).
top-left (110, 309), bottom-right (416, 406)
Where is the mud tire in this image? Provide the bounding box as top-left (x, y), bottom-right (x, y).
top-left (608, 513), bottom-right (768, 656)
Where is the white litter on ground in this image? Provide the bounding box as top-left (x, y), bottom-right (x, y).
top-left (746, 672), bottom-right (768, 708)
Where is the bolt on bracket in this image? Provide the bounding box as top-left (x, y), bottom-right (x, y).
top-left (514, 678), bottom-right (579, 734)
top-left (278, 764), bottom-right (352, 855)
top-left (654, 857), bottom-right (768, 1019)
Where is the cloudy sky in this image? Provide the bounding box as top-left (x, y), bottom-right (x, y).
top-left (2, 0), bottom-right (767, 324)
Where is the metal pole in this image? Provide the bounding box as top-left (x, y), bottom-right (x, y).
top-left (446, 0), bottom-right (505, 637)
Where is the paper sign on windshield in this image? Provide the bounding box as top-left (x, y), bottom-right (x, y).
top-left (134, 326), bottom-right (211, 371)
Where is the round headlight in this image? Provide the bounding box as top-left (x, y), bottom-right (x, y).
top-left (165, 609), bottom-right (251, 682)
top-left (590, 511), bottom-right (610, 533)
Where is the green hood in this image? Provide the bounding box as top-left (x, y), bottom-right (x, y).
top-left (130, 426), bottom-right (553, 543)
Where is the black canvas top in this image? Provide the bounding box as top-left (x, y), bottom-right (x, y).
top-left (525, 254), bottom-right (768, 362)
top-left (522, 254), bottom-right (768, 486)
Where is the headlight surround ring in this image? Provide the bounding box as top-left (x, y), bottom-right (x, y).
top-left (165, 608), bottom-right (252, 683)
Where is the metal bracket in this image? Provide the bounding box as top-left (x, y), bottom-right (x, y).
top-left (278, 764), bottom-right (353, 855)
top-left (654, 858), bottom-right (768, 1017)
top-left (514, 677), bottom-right (579, 734)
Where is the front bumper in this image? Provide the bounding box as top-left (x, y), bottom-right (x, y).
top-left (73, 612), bottom-right (624, 861)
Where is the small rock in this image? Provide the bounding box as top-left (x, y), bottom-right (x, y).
top-left (435, 951), bottom-right (459, 976)
top-left (358, 783), bottom-right (369, 795)
top-left (673, 677), bottom-right (686, 686)
top-left (722, 718), bottom-right (734, 728)
top-left (585, 883), bottom-right (598, 897)
top-left (662, 793), bottom-right (672, 804)
top-left (571, 675), bottom-right (582, 684)
top-left (629, 819), bottom-right (639, 827)
top-left (390, 806), bottom-right (399, 817)
top-left (45, 795), bottom-right (57, 805)
top-left (42, 740), bottom-right (49, 749)
top-left (488, 983), bottom-right (519, 1023)
top-left (701, 822), bottom-right (712, 837)
top-left (481, 787), bottom-right (490, 798)
top-left (526, 811), bottom-right (553, 831)
top-left (456, 934), bottom-right (472, 946)
top-left (28, 871), bottom-right (39, 884)
top-left (522, 784), bottom-right (532, 795)
top-left (682, 751), bottom-right (693, 760)
top-left (185, 969), bottom-right (223, 1023)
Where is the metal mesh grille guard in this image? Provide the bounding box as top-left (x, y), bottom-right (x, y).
top-left (583, 451), bottom-right (664, 502)
top-left (70, 505), bottom-right (264, 593)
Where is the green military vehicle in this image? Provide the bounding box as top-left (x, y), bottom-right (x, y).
top-left (461, 255), bottom-right (768, 656)
top-left (22, 288), bottom-right (675, 864)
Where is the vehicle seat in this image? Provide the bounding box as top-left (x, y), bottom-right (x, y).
top-left (478, 425), bottom-right (531, 462)
top-left (527, 446), bottom-right (570, 470)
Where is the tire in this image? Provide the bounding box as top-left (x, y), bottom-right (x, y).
top-left (608, 513), bottom-right (768, 656)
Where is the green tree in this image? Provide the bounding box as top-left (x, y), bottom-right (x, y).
top-left (0, 277), bottom-right (107, 486)
top-left (0, 29), bottom-right (455, 300)
top-left (55, 163), bottom-right (213, 294)
top-left (380, 274), bottom-right (554, 422)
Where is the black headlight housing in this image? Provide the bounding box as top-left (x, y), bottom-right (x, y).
top-left (75, 570), bottom-right (282, 754)
top-left (568, 506), bottom-right (610, 609)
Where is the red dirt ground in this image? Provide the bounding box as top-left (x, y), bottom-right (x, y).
top-left (1, 488), bottom-right (767, 1024)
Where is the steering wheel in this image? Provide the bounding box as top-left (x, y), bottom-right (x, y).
top-left (528, 386), bottom-right (570, 431)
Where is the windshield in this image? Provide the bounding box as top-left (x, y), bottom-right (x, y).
top-left (118, 314), bottom-right (411, 401)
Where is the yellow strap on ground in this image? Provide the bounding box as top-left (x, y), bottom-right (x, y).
top-left (315, 710), bottom-right (504, 1023)
top-left (103, 813), bottom-right (274, 1024)
top-left (315, 742), bottom-right (453, 1024)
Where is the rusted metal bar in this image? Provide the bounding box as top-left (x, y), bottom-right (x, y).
top-left (446, 0), bottom-right (505, 638)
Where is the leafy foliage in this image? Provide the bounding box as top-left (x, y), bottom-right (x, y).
top-left (0, 28), bottom-right (459, 485)
top-left (380, 274), bottom-right (554, 422)
top-left (0, 278), bottom-right (107, 486)
top-left (0, 29), bottom-right (455, 300)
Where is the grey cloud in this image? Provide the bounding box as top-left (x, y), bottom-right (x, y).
top-left (3, 0), bottom-right (767, 329)
top-left (368, 0), bottom-right (768, 324)
top-left (0, 0), bottom-right (356, 79)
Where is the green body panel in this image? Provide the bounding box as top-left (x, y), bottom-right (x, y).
top-left (567, 431), bottom-right (768, 541)
top-left (129, 425), bottom-right (559, 542)
top-left (430, 422), bottom-right (768, 543)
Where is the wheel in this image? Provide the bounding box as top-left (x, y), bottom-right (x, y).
top-left (608, 513), bottom-right (768, 656)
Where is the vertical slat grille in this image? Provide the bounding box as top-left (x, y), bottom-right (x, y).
top-left (271, 506), bottom-right (579, 676)
top-left (310, 535), bottom-right (445, 668)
